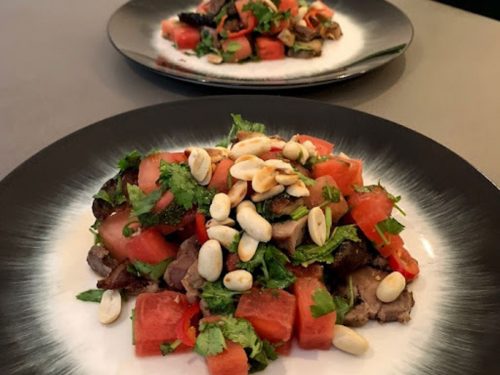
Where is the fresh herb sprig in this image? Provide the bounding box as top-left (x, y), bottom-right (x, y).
top-left (216, 114), bottom-right (266, 148)
top-left (201, 281), bottom-right (242, 315)
top-left (292, 225), bottom-right (360, 265)
top-left (239, 244), bottom-right (296, 289)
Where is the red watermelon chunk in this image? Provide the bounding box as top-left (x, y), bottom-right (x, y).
top-left (126, 228), bottom-right (177, 264)
top-left (293, 277), bottom-right (335, 350)
top-left (235, 288), bottom-right (296, 343)
top-left (134, 291), bottom-right (190, 356)
top-left (98, 209), bottom-right (132, 261)
top-left (206, 341), bottom-right (249, 375)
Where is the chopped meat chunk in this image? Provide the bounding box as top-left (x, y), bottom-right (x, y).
top-left (272, 216), bottom-right (308, 254)
top-left (86, 245), bottom-right (118, 277)
top-left (377, 290), bottom-right (415, 323)
top-left (335, 266), bottom-right (415, 326)
top-left (164, 236), bottom-right (199, 290)
top-left (329, 239), bottom-right (373, 280)
top-left (182, 260), bottom-right (205, 303)
top-left (270, 196), bottom-right (305, 217)
top-left (97, 262), bottom-right (158, 296)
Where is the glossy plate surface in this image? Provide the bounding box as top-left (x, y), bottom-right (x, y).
top-left (0, 96), bottom-right (499, 374)
top-left (108, 0), bottom-right (413, 88)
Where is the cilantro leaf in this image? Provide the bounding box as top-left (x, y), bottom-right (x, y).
top-left (292, 225), bottom-right (360, 265)
top-left (220, 316), bottom-right (262, 358)
top-left (243, 1), bottom-right (290, 34)
top-left (129, 258), bottom-right (173, 281)
top-left (195, 324), bottom-right (227, 356)
top-left (93, 176), bottom-right (127, 207)
top-left (216, 113), bottom-right (266, 148)
top-left (239, 244), bottom-right (295, 289)
top-left (249, 340), bottom-right (278, 373)
top-left (322, 185), bottom-right (340, 203)
top-left (376, 217), bottom-right (405, 235)
top-left (195, 29), bottom-right (220, 57)
top-left (375, 217), bottom-right (405, 245)
top-left (118, 150), bottom-right (142, 172)
top-left (196, 317), bottom-right (278, 371)
top-left (290, 205), bottom-right (309, 220)
top-left (228, 232), bottom-right (241, 253)
top-left (160, 339), bottom-right (182, 355)
top-left (295, 170), bottom-right (316, 186)
top-left (159, 162), bottom-right (215, 213)
top-left (76, 289), bottom-right (105, 303)
top-left (201, 281), bottom-right (242, 315)
top-left (127, 184), bottom-right (162, 217)
top-left (334, 276), bottom-right (355, 324)
top-left (310, 288), bottom-right (335, 318)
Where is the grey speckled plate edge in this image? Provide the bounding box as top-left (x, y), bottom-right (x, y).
top-left (107, 0), bottom-right (413, 89)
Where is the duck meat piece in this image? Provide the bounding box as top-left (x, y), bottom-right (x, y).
top-left (377, 290), bottom-right (415, 323)
top-left (86, 245), bottom-right (118, 277)
top-left (179, 12), bottom-right (216, 28)
top-left (164, 236), bottom-right (199, 290)
top-left (343, 302), bottom-right (370, 327)
top-left (293, 24), bottom-right (319, 42)
top-left (97, 261), bottom-right (158, 296)
top-left (287, 39), bottom-right (323, 59)
top-left (338, 266), bottom-right (415, 326)
top-left (270, 196), bottom-right (305, 216)
top-left (272, 216), bottom-right (308, 254)
top-left (319, 21), bottom-right (342, 40)
top-left (371, 255), bottom-right (391, 271)
top-left (182, 260), bottom-right (205, 303)
top-left (329, 239), bottom-right (374, 280)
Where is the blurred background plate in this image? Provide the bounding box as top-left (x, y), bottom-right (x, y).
top-left (108, 0), bottom-right (414, 88)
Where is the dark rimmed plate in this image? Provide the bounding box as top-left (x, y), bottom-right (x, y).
top-left (0, 96), bottom-right (499, 374)
top-left (108, 0), bottom-right (413, 89)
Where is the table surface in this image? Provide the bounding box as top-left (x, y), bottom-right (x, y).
top-left (1, 0), bottom-right (499, 185)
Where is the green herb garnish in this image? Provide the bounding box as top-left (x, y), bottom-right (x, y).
top-left (216, 114), bottom-right (266, 148)
top-left (239, 244), bottom-right (295, 289)
top-left (243, 1), bottom-right (290, 34)
top-left (310, 288), bottom-right (335, 318)
top-left (201, 281), bottom-right (242, 315)
top-left (128, 258), bottom-right (173, 281)
top-left (76, 289), bottom-right (105, 303)
top-left (292, 225), bottom-right (360, 265)
top-left (195, 325), bottom-right (227, 356)
top-left (375, 217), bottom-right (405, 245)
top-left (159, 162), bottom-right (215, 213)
top-left (290, 205), bottom-right (309, 220)
top-left (160, 339), bottom-right (182, 355)
top-left (118, 150), bottom-right (142, 172)
top-left (322, 185), bottom-right (340, 203)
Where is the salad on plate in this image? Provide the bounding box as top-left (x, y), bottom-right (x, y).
top-left (79, 114), bottom-right (420, 374)
top-left (160, 0), bottom-right (343, 63)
